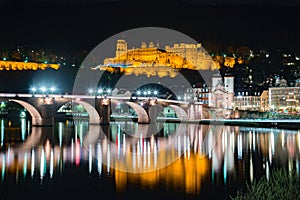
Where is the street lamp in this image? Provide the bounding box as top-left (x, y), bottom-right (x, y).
top-left (50, 86), bottom-right (56, 94)
top-left (107, 88), bottom-right (112, 94)
top-left (40, 86), bottom-right (47, 94)
top-left (98, 89), bottom-right (103, 95)
top-left (30, 87), bottom-right (37, 94)
top-left (88, 88), bottom-right (95, 96)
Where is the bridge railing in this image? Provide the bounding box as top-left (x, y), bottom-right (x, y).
top-left (0, 93), bottom-right (190, 104)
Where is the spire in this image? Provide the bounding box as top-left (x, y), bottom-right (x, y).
top-left (213, 70), bottom-right (222, 77)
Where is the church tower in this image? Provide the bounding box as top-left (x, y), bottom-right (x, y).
top-left (212, 71), bottom-right (223, 92)
top-left (116, 39), bottom-right (127, 58)
top-left (224, 70), bottom-right (234, 93)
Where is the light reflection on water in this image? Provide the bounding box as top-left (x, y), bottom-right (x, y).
top-left (0, 118), bottom-right (299, 199)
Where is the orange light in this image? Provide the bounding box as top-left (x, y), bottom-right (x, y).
top-left (0, 60), bottom-right (60, 71)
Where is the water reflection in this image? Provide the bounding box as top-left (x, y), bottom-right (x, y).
top-left (0, 119), bottom-right (299, 199)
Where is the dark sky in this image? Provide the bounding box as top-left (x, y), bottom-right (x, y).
top-left (1, 0), bottom-right (300, 55)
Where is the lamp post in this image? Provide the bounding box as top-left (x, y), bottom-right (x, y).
top-left (88, 88), bottom-right (96, 96)
top-left (30, 87), bottom-right (37, 95)
top-left (136, 90), bottom-right (141, 98)
top-left (97, 89), bottom-right (103, 97)
top-left (153, 90), bottom-right (158, 97)
top-left (40, 87), bottom-right (47, 96)
top-left (50, 86), bottom-right (56, 94)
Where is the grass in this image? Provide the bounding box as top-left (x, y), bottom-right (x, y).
top-left (230, 168), bottom-right (300, 200)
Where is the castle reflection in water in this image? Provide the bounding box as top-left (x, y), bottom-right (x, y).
top-left (0, 118), bottom-right (300, 196)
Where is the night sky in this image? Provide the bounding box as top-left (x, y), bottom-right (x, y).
top-left (1, 0), bottom-right (300, 53)
top-left (1, 0), bottom-right (300, 93)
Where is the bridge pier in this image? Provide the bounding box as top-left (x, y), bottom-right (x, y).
top-left (98, 98), bottom-right (111, 125)
top-left (147, 101), bottom-right (164, 123)
top-left (138, 99), bottom-right (163, 124)
top-left (37, 104), bottom-right (55, 126)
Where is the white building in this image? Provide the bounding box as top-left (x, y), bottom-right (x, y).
top-left (209, 71), bottom-right (234, 110)
top-left (268, 86), bottom-right (300, 113)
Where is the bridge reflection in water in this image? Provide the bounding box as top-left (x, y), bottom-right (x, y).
top-left (0, 119), bottom-right (300, 198)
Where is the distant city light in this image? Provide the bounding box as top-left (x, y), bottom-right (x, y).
top-left (0, 102), bottom-right (6, 108)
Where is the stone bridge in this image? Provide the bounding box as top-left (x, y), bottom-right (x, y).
top-left (0, 93), bottom-right (208, 126)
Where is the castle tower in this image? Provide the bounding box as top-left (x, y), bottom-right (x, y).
top-left (116, 39), bottom-right (127, 58)
top-left (141, 42), bottom-right (147, 48)
top-left (149, 41), bottom-right (155, 48)
top-left (224, 69), bottom-right (234, 109)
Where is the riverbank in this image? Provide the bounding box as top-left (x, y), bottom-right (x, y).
top-left (198, 119), bottom-right (300, 130)
top-left (47, 113), bottom-right (300, 130)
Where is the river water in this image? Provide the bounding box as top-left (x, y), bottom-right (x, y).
top-left (0, 117), bottom-right (299, 200)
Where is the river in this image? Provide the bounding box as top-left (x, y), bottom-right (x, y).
top-left (0, 117), bottom-right (299, 200)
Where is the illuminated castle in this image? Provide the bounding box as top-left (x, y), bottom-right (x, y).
top-left (101, 39), bottom-right (218, 77)
top-left (0, 60), bottom-right (60, 71)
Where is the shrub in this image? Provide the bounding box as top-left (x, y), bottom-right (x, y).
top-left (231, 168), bottom-right (300, 200)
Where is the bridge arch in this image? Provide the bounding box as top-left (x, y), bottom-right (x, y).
top-left (125, 101), bottom-right (149, 123)
top-left (72, 100), bottom-right (101, 125)
top-left (168, 105), bottom-right (188, 120)
top-left (9, 99), bottom-right (43, 126)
